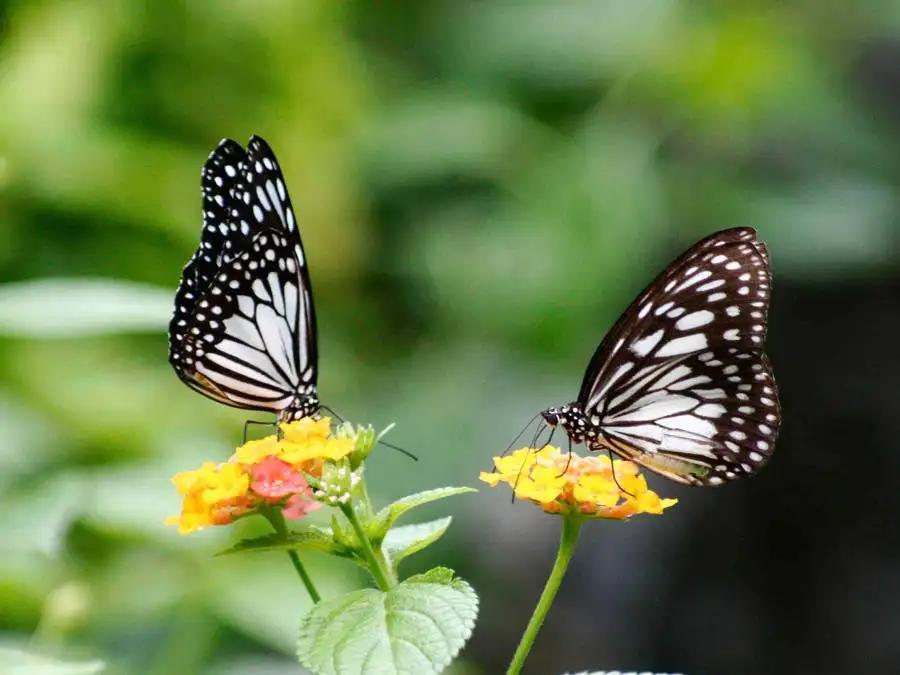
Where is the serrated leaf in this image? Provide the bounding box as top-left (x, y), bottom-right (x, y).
top-left (370, 487), bottom-right (476, 542)
top-left (0, 648), bottom-right (105, 674)
top-left (297, 567), bottom-right (478, 675)
top-left (382, 517), bottom-right (452, 571)
top-left (217, 527), bottom-right (353, 559)
top-left (405, 566), bottom-right (455, 585)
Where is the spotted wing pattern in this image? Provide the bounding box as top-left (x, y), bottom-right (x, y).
top-left (168, 136), bottom-right (318, 417)
top-left (579, 227), bottom-right (780, 486)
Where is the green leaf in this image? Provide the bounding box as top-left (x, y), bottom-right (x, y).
top-left (297, 567), bottom-right (478, 675)
top-left (331, 513), bottom-right (356, 549)
top-left (217, 527), bottom-right (354, 559)
top-left (370, 487), bottom-right (476, 542)
top-left (0, 648), bottom-right (105, 674)
top-left (382, 517), bottom-right (452, 571)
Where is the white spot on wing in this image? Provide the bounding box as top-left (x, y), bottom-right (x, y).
top-left (630, 329), bottom-right (665, 357)
top-left (696, 403), bottom-right (726, 418)
top-left (676, 310), bottom-right (714, 331)
top-left (656, 333), bottom-right (708, 357)
top-left (659, 414), bottom-right (716, 438)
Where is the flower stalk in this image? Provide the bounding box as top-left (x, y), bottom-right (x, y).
top-left (506, 514), bottom-right (583, 675)
top-left (261, 505), bottom-right (321, 603)
top-left (340, 502), bottom-right (396, 590)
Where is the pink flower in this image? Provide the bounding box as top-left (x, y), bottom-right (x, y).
top-left (283, 494), bottom-right (322, 519)
top-left (246, 456), bottom-right (321, 520)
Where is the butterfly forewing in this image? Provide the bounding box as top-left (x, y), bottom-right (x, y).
top-left (575, 227), bottom-right (780, 486)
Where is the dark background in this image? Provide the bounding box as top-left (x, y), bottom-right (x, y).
top-left (1, 2), bottom-right (898, 674)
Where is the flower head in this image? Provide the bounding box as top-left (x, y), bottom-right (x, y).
top-left (480, 446), bottom-right (677, 519)
top-left (166, 462), bottom-right (253, 534)
top-left (167, 417), bottom-right (358, 534)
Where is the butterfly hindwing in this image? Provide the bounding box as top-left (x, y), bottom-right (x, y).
top-left (173, 228), bottom-right (314, 412)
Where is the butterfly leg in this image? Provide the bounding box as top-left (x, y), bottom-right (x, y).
top-left (243, 418), bottom-right (276, 444)
top-left (556, 436), bottom-right (574, 478)
top-left (606, 447), bottom-right (635, 497)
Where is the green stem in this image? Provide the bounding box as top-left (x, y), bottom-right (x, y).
top-left (506, 514), bottom-right (584, 675)
top-left (340, 502), bottom-right (396, 590)
top-left (263, 506), bottom-right (321, 603)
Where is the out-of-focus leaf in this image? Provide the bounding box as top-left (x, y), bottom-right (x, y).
top-left (0, 279), bottom-right (171, 337)
top-left (0, 394), bottom-right (60, 478)
top-left (206, 656), bottom-right (312, 675)
top-left (207, 553), bottom-right (360, 655)
top-left (0, 474), bottom-right (86, 557)
top-left (0, 649), bottom-right (105, 674)
top-left (362, 95), bottom-right (546, 187)
top-left (750, 178), bottom-right (897, 279)
top-left (414, 112), bottom-right (666, 352)
top-left (446, 0), bottom-right (681, 86)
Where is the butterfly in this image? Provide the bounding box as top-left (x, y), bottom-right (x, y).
top-left (168, 135), bottom-right (320, 424)
top-left (540, 227), bottom-right (780, 486)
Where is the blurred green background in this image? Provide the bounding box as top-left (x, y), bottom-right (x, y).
top-left (2, 1), bottom-right (900, 674)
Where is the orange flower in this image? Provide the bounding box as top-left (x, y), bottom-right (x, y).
top-left (480, 446), bottom-right (677, 519)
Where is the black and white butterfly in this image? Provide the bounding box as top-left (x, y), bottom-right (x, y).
top-left (540, 227), bottom-right (780, 486)
top-left (168, 136), bottom-right (320, 424)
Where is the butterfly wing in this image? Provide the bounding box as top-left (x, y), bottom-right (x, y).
top-left (169, 136), bottom-right (318, 410)
top-left (579, 227), bottom-right (780, 486)
top-left (172, 229), bottom-right (316, 412)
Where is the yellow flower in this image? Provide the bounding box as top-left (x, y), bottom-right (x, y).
top-left (234, 436), bottom-right (282, 465)
top-left (166, 462), bottom-right (252, 534)
top-left (479, 446), bottom-right (677, 519)
top-left (281, 417), bottom-right (332, 444)
top-left (232, 417), bottom-right (354, 475)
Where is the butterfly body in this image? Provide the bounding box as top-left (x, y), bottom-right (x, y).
top-left (540, 227), bottom-right (781, 487)
top-left (168, 136), bottom-right (322, 424)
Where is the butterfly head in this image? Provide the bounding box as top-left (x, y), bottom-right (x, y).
top-left (278, 391), bottom-right (321, 424)
top-left (541, 402), bottom-right (591, 445)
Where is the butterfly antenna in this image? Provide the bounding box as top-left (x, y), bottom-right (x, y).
top-left (377, 439), bottom-right (418, 462)
top-left (607, 448), bottom-right (635, 497)
top-left (510, 422), bottom-right (557, 503)
top-left (318, 404), bottom-right (346, 424)
top-left (318, 407), bottom-right (417, 462)
top-left (243, 419), bottom-right (276, 444)
top-left (499, 412), bottom-right (542, 460)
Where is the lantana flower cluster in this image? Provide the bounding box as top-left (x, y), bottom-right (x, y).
top-left (480, 446), bottom-right (677, 518)
top-left (167, 417), bottom-right (358, 534)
